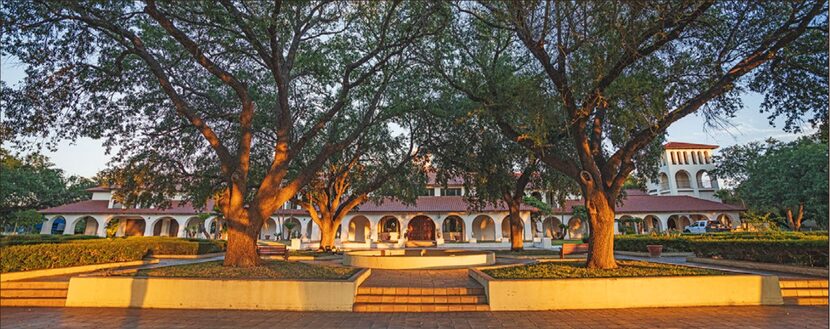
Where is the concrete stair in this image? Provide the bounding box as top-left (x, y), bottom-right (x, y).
top-left (0, 281), bottom-right (68, 307)
top-left (779, 279), bottom-right (828, 306)
top-left (353, 286), bottom-right (489, 312)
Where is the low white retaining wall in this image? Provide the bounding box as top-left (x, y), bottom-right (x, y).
top-left (65, 268), bottom-right (371, 311)
top-left (470, 269), bottom-right (783, 310)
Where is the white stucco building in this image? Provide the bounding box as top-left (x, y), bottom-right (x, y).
top-left (39, 142), bottom-right (744, 250)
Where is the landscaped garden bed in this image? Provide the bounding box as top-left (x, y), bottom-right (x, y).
top-left (133, 260), bottom-right (358, 280)
top-left (615, 232), bottom-right (828, 267)
top-left (483, 260), bottom-right (723, 279)
top-left (1, 236), bottom-right (226, 273)
top-left (470, 260), bottom-right (783, 310)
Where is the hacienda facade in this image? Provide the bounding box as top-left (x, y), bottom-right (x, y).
top-left (38, 142), bottom-right (744, 250)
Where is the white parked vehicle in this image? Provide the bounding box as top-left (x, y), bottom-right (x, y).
top-left (684, 220), bottom-right (709, 234)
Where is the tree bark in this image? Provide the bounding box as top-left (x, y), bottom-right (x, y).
top-left (223, 223), bottom-right (260, 267)
top-left (584, 188), bottom-right (618, 269)
top-left (317, 219), bottom-right (341, 251)
top-left (507, 202), bottom-right (524, 251)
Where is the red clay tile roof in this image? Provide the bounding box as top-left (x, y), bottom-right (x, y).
top-left (664, 142), bottom-right (719, 150)
top-left (85, 186), bottom-right (114, 192)
top-left (560, 192), bottom-right (744, 214)
top-left (40, 200), bottom-right (214, 215)
top-left (353, 196), bottom-right (536, 213)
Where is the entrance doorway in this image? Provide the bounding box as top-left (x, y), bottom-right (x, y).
top-left (407, 216), bottom-right (435, 241)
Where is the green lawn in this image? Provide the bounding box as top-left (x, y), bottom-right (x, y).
top-left (133, 260), bottom-right (359, 280)
top-left (494, 249), bottom-right (560, 256)
top-left (483, 260), bottom-right (723, 279)
top-left (550, 239), bottom-right (585, 246)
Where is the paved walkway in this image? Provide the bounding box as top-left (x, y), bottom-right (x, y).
top-left (361, 269), bottom-right (481, 288)
top-left (615, 255), bottom-right (824, 279)
top-left (1, 306), bottom-right (826, 328)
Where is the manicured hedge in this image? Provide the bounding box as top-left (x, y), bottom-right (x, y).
top-left (0, 237), bottom-right (227, 273)
top-left (615, 232), bottom-right (829, 267)
top-left (0, 234), bottom-right (101, 247)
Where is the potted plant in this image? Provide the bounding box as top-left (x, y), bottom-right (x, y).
top-left (646, 244), bottom-right (663, 257)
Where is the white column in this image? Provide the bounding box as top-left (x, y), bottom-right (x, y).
top-left (522, 212), bottom-right (532, 241)
top-left (40, 216), bottom-right (57, 234)
top-left (463, 215), bottom-right (475, 242)
top-left (494, 215), bottom-right (503, 241)
top-left (142, 217), bottom-right (154, 237)
top-left (96, 216), bottom-right (110, 237)
top-left (176, 216), bottom-right (188, 238)
top-left (62, 216), bottom-right (79, 235)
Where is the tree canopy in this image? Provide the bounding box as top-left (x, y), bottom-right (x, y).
top-left (0, 149), bottom-right (95, 233)
top-left (712, 137), bottom-right (829, 230)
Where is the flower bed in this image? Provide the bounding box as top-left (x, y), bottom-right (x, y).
top-left (483, 260), bottom-right (722, 279)
top-left (1, 237), bottom-right (227, 273)
top-left (615, 232), bottom-right (828, 267)
top-left (134, 260), bottom-right (358, 280)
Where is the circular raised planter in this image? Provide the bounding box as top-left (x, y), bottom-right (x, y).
top-left (343, 249), bottom-right (496, 269)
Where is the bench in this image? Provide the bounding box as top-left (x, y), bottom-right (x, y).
top-left (560, 243), bottom-right (589, 259)
top-left (257, 244), bottom-right (289, 260)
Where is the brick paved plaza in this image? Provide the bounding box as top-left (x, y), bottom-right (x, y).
top-left (1, 306), bottom-right (827, 329)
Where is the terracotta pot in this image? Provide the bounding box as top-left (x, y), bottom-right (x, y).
top-left (646, 244), bottom-right (663, 258)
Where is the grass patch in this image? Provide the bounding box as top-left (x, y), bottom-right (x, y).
top-left (483, 260), bottom-right (723, 279)
top-left (494, 249), bottom-right (559, 256)
top-left (133, 260), bottom-right (358, 280)
top-left (550, 239), bottom-right (584, 246)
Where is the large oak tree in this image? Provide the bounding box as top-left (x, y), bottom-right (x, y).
top-left (432, 1), bottom-right (826, 268)
top-left (2, 1), bottom-right (446, 266)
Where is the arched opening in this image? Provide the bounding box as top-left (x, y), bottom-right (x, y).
top-left (618, 215), bottom-right (637, 234)
top-left (72, 216), bottom-right (99, 235)
top-left (377, 216), bottom-right (400, 242)
top-left (152, 217), bottom-right (179, 237)
top-left (530, 191), bottom-right (543, 201)
top-left (659, 173), bottom-right (670, 190)
top-left (675, 170), bottom-right (691, 189)
top-left (643, 215), bottom-right (661, 233)
top-left (284, 217), bottom-right (302, 239)
top-left (208, 219), bottom-right (227, 240)
top-left (50, 217), bottom-right (66, 235)
top-left (306, 220), bottom-right (316, 240)
top-left (568, 217), bottom-right (587, 239)
top-left (348, 216), bottom-right (371, 242)
top-left (472, 215), bottom-right (496, 241)
top-left (717, 214), bottom-right (736, 228)
top-left (260, 217), bottom-right (277, 240)
top-left (183, 217), bottom-right (206, 239)
top-left (501, 216), bottom-right (524, 242)
top-left (696, 171), bottom-right (713, 189)
top-left (442, 216), bottom-right (465, 242)
top-left (668, 215), bottom-right (692, 232)
top-left (543, 216), bottom-right (562, 238)
top-left (107, 217), bottom-right (146, 237)
top-left (407, 215), bottom-right (436, 241)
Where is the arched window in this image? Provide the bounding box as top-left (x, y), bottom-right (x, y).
top-left (691, 152), bottom-right (697, 164)
top-left (682, 152), bottom-right (689, 164)
top-left (675, 171), bottom-right (691, 189)
top-left (670, 152), bottom-right (676, 165)
top-left (697, 171), bottom-right (713, 189)
top-left (659, 173), bottom-right (669, 190)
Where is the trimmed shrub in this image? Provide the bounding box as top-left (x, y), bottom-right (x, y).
top-left (0, 234), bottom-right (101, 247)
top-left (615, 232), bottom-right (829, 267)
top-left (0, 237), bottom-right (227, 273)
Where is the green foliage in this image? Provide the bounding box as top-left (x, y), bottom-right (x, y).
top-left (133, 260), bottom-right (358, 280)
top-left (0, 149), bottom-right (95, 233)
top-left (713, 137), bottom-right (829, 228)
top-left (615, 232), bottom-right (829, 267)
top-left (0, 234), bottom-right (100, 247)
top-left (483, 260), bottom-right (723, 279)
top-left (0, 237), bottom-right (227, 272)
top-left (522, 196), bottom-right (552, 215)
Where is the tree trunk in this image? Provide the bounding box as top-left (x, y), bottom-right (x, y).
top-left (318, 219), bottom-right (339, 251)
top-left (223, 224), bottom-right (260, 267)
top-left (584, 189), bottom-right (618, 269)
top-left (508, 203), bottom-right (524, 251)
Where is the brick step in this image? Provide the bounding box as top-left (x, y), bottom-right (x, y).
top-left (0, 289), bottom-right (68, 298)
top-left (783, 297), bottom-right (828, 306)
top-left (0, 298), bottom-right (66, 307)
top-left (355, 294), bottom-right (487, 304)
top-left (357, 287), bottom-right (485, 296)
top-left (353, 303), bottom-right (490, 312)
top-left (779, 280), bottom-right (828, 289)
top-left (780, 288), bottom-right (828, 297)
top-left (0, 281), bottom-right (70, 290)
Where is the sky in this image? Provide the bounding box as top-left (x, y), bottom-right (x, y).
top-left (1, 57), bottom-right (814, 178)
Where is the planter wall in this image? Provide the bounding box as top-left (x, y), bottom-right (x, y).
top-left (469, 269), bottom-right (782, 310)
top-left (65, 268), bottom-right (371, 311)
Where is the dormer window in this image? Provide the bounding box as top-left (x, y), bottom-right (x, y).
top-left (440, 188), bottom-right (462, 196)
top-left (419, 187), bottom-right (435, 196)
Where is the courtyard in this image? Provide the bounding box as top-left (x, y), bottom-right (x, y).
top-left (1, 305), bottom-right (826, 329)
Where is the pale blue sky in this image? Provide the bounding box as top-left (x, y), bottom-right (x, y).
top-left (1, 57), bottom-right (813, 178)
